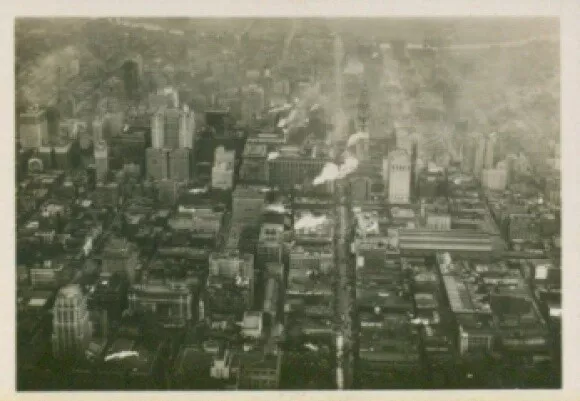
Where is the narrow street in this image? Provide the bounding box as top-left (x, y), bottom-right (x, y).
top-left (333, 178), bottom-right (355, 389)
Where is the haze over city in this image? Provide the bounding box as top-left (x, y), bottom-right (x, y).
top-left (15, 17), bottom-right (560, 390)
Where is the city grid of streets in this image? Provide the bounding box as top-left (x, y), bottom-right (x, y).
top-left (15, 17), bottom-right (561, 390)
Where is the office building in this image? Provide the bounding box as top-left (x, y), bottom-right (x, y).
top-left (94, 140), bottom-right (109, 183)
top-left (349, 174), bottom-right (374, 203)
top-left (179, 105), bottom-right (196, 149)
top-left (257, 223), bottom-right (285, 265)
top-left (289, 245), bottom-right (334, 281)
top-left (240, 143), bottom-right (269, 184)
top-left (206, 254), bottom-right (254, 319)
top-left (241, 311), bottom-right (265, 340)
top-left (92, 118), bottom-right (104, 143)
top-left (109, 130), bottom-right (147, 167)
top-left (263, 277), bottom-right (281, 322)
top-left (482, 168), bottom-right (507, 191)
top-left (164, 108), bottom-right (181, 149)
top-left (19, 108), bottom-right (48, 149)
top-left (169, 148), bottom-right (191, 182)
top-left (146, 148), bottom-right (170, 181)
top-left (157, 179), bottom-right (183, 206)
top-left (122, 59), bottom-right (141, 101)
top-left (461, 132), bottom-right (485, 177)
top-left (92, 182), bottom-right (119, 208)
top-left (425, 212), bottom-right (451, 231)
top-left (236, 350), bottom-right (282, 390)
top-left (35, 146), bottom-right (52, 170)
top-left (484, 133), bottom-right (497, 169)
top-left (387, 149), bottom-right (411, 204)
top-left (232, 186), bottom-right (266, 225)
top-left (211, 146), bottom-right (235, 190)
top-left (507, 214), bottom-right (540, 244)
top-left (128, 283), bottom-right (193, 328)
top-left (53, 143), bottom-right (72, 170)
top-left (59, 119), bottom-right (82, 140)
top-left (29, 260), bottom-right (67, 289)
top-left (151, 110), bottom-right (165, 149)
top-left (209, 251), bottom-right (254, 282)
top-left (101, 237), bottom-right (139, 285)
top-left (267, 148), bottom-right (327, 191)
top-left (104, 112), bottom-right (124, 139)
top-left (241, 84), bottom-right (265, 126)
top-left (52, 284), bottom-right (92, 360)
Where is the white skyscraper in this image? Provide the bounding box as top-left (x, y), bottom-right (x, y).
top-left (92, 118), bottom-right (103, 144)
top-left (484, 132), bottom-right (497, 169)
top-left (94, 140), bottom-right (109, 183)
top-left (388, 149), bottom-right (411, 204)
top-left (52, 284), bottom-right (92, 360)
top-left (179, 105), bottom-right (196, 149)
top-left (151, 110), bottom-right (165, 149)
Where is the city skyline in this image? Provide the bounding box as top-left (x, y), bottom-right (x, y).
top-left (15, 16), bottom-right (561, 392)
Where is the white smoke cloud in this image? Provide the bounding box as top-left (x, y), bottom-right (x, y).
top-left (264, 203), bottom-right (289, 214)
top-left (338, 153), bottom-right (360, 179)
top-left (346, 131), bottom-right (370, 148)
top-left (267, 151), bottom-right (280, 161)
top-left (312, 153), bottom-right (359, 186)
top-left (313, 162), bottom-right (340, 186)
top-left (104, 350), bottom-right (139, 362)
top-left (294, 213), bottom-right (328, 230)
top-left (269, 103), bottom-right (292, 114)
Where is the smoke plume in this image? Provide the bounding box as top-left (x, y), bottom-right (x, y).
top-left (346, 131), bottom-right (370, 148)
top-left (312, 152), bottom-right (359, 186)
top-left (294, 213), bottom-right (328, 230)
top-left (104, 351), bottom-right (139, 362)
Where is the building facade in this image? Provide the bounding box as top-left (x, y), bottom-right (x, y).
top-left (52, 284), bottom-right (92, 360)
top-left (128, 283), bottom-right (193, 328)
top-left (169, 148), bottom-right (191, 182)
top-left (19, 109), bottom-right (48, 149)
top-left (101, 238), bottom-right (139, 285)
top-left (232, 186), bottom-right (266, 225)
top-left (388, 149), bottom-right (411, 204)
top-left (151, 111), bottom-right (165, 149)
top-left (94, 140), bottom-right (109, 183)
top-left (146, 148), bottom-right (170, 181)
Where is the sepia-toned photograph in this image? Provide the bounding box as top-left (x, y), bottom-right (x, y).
top-left (15, 16), bottom-right (561, 391)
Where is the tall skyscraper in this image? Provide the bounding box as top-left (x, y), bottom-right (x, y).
top-left (473, 133), bottom-right (486, 178)
top-left (45, 106), bottom-right (60, 142)
top-left (19, 108), bottom-right (48, 149)
top-left (241, 84), bottom-right (265, 126)
top-left (169, 148), bottom-right (191, 182)
top-left (179, 105), bottom-right (196, 149)
top-left (52, 284), bottom-right (92, 360)
top-left (410, 139), bottom-right (418, 200)
top-left (164, 108), bottom-right (181, 149)
top-left (151, 110), bottom-right (165, 149)
top-left (484, 132), bottom-right (497, 169)
top-left (146, 148), bottom-right (170, 180)
top-left (151, 107), bottom-right (195, 150)
top-left (104, 112), bottom-right (124, 139)
top-left (461, 132), bottom-right (485, 177)
top-left (212, 146), bottom-right (235, 190)
top-left (94, 140), bottom-right (109, 183)
top-left (92, 117), bottom-right (104, 143)
top-left (122, 59), bottom-right (140, 101)
top-left (332, 33), bottom-right (345, 142)
top-left (387, 149), bottom-right (411, 204)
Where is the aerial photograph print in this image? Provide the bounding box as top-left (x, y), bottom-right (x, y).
top-left (15, 16), bottom-right (561, 391)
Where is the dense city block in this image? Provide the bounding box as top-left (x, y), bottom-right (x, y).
top-left (16, 17), bottom-right (560, 390)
